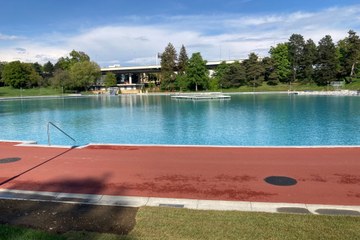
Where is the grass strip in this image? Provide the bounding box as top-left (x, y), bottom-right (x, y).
top-left (0, 224), bottom-right (65, 240)
top-left (2, 207), bottom-right (359, 240)
top-left (129, 207), bottom-right (360, 240)
top-left (0, 87), bottom-right (62, 97)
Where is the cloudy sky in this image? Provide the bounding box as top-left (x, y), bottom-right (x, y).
top-left (0, 0), bottom-right (359, 67)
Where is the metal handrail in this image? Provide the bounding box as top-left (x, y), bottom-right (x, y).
top-left (47, 122), bottom-right (76, 146)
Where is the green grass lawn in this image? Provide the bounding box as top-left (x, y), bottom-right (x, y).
top-left (345, 80), bottom-right (360, 90)
top-left (1, 207), bottom-right (359, 240)
top-left (0, 86), bottom-right (62, 97)
top-left (1, 81), bottom-right (359, 98)
top-left (221, 82), bottom-right (340, 92)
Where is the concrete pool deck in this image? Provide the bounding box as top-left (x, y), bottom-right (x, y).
top-left (0, 141), bottom-right (359, 215)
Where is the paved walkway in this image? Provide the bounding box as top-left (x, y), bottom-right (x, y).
top-left (1, 141), bottom-right (359, 215)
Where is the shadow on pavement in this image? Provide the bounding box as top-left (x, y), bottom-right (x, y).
top-left (0, 148), bottom-right (139, 237)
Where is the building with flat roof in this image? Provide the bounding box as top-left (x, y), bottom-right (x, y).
top-left (99, 60), bottom-right (241, 93)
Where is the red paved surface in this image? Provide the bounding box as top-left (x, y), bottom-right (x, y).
top-left (0, 142), bottom-right (359, 205)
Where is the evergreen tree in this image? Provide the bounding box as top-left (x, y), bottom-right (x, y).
top-left (300, 39), bottom-right (317, 83)
top-left (43, 61), bottom-right (54, 76)
top-left (244, 53), bottom-right (264, 87)
top-left (221, 61), bottom-right (246, 88)
top-left (213, 61), bottom-right (230, 88)
top-left (32, 62), bottom-right (43, 77)
top-left (0, 62), bottom-right (5, 86)
top-left (160, 43), bottom-right (177, 90)
top-left (338, 30), bottom-right (360, 82)
top-left (269, 43), bottom-right (291, 83)
top-left (315, 35), bottom-right (339, 85)
top-left (288, 34), bottom-right (305, 82)
top-left (32, 62), bottom-right (48, 86)
top-left (186, 52), bottom-right (209, 91)
top-left (262, 57), bottom-right (278, 85)
top-left (178, 45), bottom-right (188, 75)
top-left (175, 45), bottom-right (189, 91)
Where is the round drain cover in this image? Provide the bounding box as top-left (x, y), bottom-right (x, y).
top-left (0, 157), bottom-right (21, 164)
top-left (264, 176), bottom-right (297, 186)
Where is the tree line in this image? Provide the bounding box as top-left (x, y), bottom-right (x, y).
top-left (1, 30), bottom-right (359, 92)
top-left (160, 30), bottom-right (360, 91)
top-left (0, 50), bottom-right (100, 91)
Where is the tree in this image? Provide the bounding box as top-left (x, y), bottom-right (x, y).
top-left (262, 57), bottom-right (278, 85)
top-left (213, 61), bottom-right (230, 88)
top-left (32, 62), bottom-right (48, 86)
top-left (300, 39), bottom-right (317, 83)
top-left (43, 61), bottom-right (54, 76)
top-left (160, 43), bottom-right (177, 90)
top-left (221, 61), bottom-right (246, 88)
top-left (26, 63), bottom-right (43, 87)
top-left (269, 43), bottom-right (291, 83)
top-left (69, 50), bottom-right (90, 64)
top-left (186, 52), bottom-right (209, 91)
top-left (69, 61), bottom-right (101, 91)
top-left (178, 45), bottom-right (188, 75)
top-left (208, 78), bottom-right (220, 91)
top-left (338, 30), bottom-right (360, 82)
top-left (288, 34), bottom-right (305, 82)
top-left (175, 45), bottom-right (189, 91)
top-left (244, 53), bottom-right (264, 87)
top-left (55, 50), bottom-right (90, 70)
top-left (104, 72), bottom-right (117, 87)
top-left (1, 61), bottom-right (42, 88)
top-left (314, 35), bottom-right (339, 85)
top-left (175, 74), bottom-right (189, 91)
top-left (42, 61), bottom-right (55, 86)
top-left (50, 69), bottom-right (71, 90)
top-left (0, 62), bottom-right (6, 86)
top-left (55, 57), bottom-right (71, 70)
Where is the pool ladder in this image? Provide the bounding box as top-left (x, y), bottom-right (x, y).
top-left (47, 122), bottom-right (76, 146)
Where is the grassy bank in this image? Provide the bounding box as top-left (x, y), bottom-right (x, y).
top-left (0, 86), bottom-right (62, 97)
top-left (1, 207), bottom-right (359, 240)
top-left (221, 82), bottom-right (348, 92)
top-left (1, 81), bottom-right (359, 98)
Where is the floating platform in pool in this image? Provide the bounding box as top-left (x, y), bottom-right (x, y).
top-left (171, 93), bottom-right (231, 100)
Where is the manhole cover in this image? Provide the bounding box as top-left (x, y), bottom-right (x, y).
top-left (315, 209), bottom-right (360, 216)
top-left (0, 157), bottom-right (21, 164)
top-left (159, 204), bottom-right (184, 208)
top-left (264, 176), bottom-right (297, 186)
top-left (277, 207), bottom-right (311, 214)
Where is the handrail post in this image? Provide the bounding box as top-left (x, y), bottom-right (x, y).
top-left (47, 123), bottom-right (51, 145)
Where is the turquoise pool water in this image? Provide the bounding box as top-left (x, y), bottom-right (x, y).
top-left (1, 94), bottom-right (359, 146)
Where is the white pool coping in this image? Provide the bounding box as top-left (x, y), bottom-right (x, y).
top-left (2, 140), bottom-right (360, 149)
top-left (0, 189), bottom-right (359, 216)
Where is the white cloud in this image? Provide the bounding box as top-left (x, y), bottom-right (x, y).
top-left (0, 33), bottom-right (21, 41)
top-left (0, 5), bottom-right (359, 66)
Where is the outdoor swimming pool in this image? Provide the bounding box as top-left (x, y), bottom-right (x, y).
top-left (1, 93), bottom-right (359, 146)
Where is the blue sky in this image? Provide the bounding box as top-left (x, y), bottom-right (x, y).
top-left (1, 0), bottom-right (360, 67)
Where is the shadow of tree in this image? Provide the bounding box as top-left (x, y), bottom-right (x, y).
top-left (0, 148), bottom-right (139, 238)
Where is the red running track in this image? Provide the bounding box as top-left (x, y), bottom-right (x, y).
top-left (0, 142), bottom-right (359, 206)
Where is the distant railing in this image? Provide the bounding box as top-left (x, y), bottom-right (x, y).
top-left (47, 122), bottom-right (76, 146)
